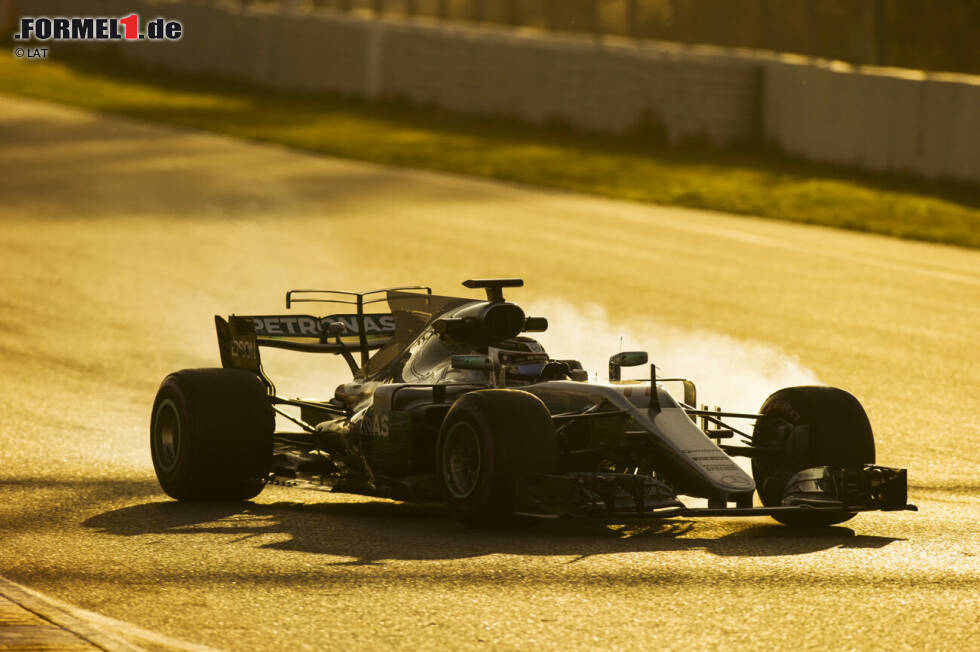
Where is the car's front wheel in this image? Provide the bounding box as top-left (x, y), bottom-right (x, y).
top-left (752, 385), bottom-right (875, 526)
top-left (436, 389), bottom-right (559, 528)
top-left (151, 368), bottom-right (273, 501)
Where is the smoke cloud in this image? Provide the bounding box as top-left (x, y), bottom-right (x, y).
top-left (266, 299), bottom-right (822, 428)
top-left (529, 300), bottom-right (821, 415)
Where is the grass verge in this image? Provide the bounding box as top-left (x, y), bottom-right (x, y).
top-left (1, 53), bottom-right (978, 248)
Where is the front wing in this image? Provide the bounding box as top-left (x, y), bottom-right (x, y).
top-left (514, 464), bottom-right (916, 520)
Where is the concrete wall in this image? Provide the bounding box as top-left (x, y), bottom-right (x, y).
top-left (20, 0), bottom-right (980, 185)
top-left (763, 56), bottom-right (980, 183)
top-left (375, 25), bottom-right (761, 144)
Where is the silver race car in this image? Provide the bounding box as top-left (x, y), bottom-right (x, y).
top-left (151, 279), bottom-right (914, 527)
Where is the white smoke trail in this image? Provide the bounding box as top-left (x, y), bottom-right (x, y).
top-left (265, 298), bottom-right (822, 419)
top-left (528, 299), bottom-right (821, 415)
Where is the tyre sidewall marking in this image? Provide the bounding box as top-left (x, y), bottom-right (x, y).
top-left (442, 420), bottom-right (482, 499)
top-left (439, 404), bottom-right (497, 510)
top-left (152, 396), bottom-right (182, 474)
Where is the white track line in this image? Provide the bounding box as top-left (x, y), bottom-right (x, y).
top-left (0, 575), bottom-right (220, 652)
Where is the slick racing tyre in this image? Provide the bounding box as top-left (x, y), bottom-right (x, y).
top-left (437, 390), bottom-right (559, 528)
top-left (752, 386), bottom-right (875, 527)
top-left (151, 368), bottom-right (274, 501)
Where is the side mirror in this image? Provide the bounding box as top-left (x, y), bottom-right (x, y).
top-left (609, 351), bottom-right (648, 381)
top-left (568, 369), bottom-right (589, 382)
top-left (451, 354), bottom-right (492, 371)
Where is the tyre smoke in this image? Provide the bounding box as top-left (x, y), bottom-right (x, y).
top-left (266, 298), bottom-right (821, 421)
top-left (529, 300), bottom-right (821, 415)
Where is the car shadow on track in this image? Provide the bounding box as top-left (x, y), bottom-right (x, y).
top-left (83, 498), bottom-right (904, 564)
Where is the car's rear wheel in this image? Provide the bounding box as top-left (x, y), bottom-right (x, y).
top-left (752, 385), bottom-right (875, 526)
top-left (436, 389), bottom-right (559, 528)
top-left (151, 368), bottom-right (274, 501)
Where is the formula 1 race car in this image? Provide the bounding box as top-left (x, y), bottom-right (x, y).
top-left (150, 279), bottom-right (915, 527)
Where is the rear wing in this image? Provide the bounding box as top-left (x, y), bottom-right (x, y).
top-left (215, 286), bottom-right (430, 377)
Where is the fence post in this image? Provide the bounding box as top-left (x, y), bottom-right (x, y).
top-left (873, 0), bottom-right (887, 65)
top-left (437, 0), bottom-right (448, 20)
top-left (507, 0), bottom-right (520, 26)
top-left (626, 0), bottom-right (638, 38)
top-left (669, 0), bottom-right (681, 41)
top-left (757, 0), bottom-right (768, 50)
top-left (805, 0), bottom-right (817, 56)
top-left (590, 0), bottom-right (600, 39)
top-left (546, 0), bottom-right (558, 31)
top-left (372, 0), bottom-right (383, 16)
top-left (472, 0), bottom-right (484, 22)
top-left (406, 0), bottom-right (416, 17)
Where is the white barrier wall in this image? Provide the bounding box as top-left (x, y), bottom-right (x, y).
top-left (763, 57), bottom-right (980, 183)
top-left (21, 0), bottom-right (980, 184)
top-left (375, 24), bottom-right (761, 144)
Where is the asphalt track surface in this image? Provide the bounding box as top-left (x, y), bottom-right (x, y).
top-left (0, 95), bottom-right (978, 651)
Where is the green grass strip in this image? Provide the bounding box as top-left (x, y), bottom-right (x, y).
top-left (2, 54), bottom-right (978, 248)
